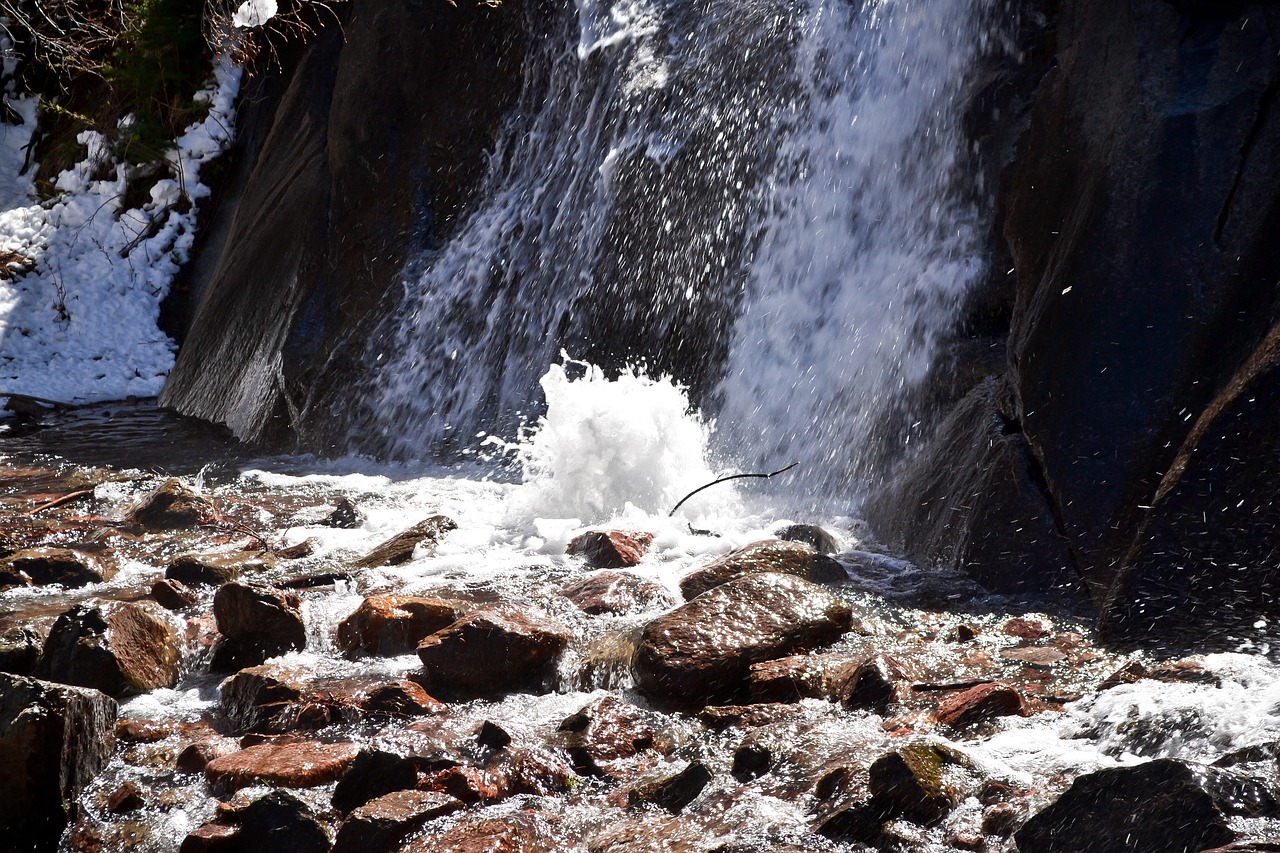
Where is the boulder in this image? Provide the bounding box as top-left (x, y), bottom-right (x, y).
top-left (332, 790), bottom-right (462, 853)
top-left (332, 749), bottom-right (431, 814)
top-left (336, 595), bottom-right (460, 655)
top-left (1015, 759), bottom-right (1235, 853)
top-left (35, 601), bottom-right (181, 698)
top-left (558, 696), bottom-right (657, 779)
top-left (566, 530), bottom-right (654, 568)
top-left (211, 582), bottom-right (306, 671)
top-left (179, 821), bottom-right (239, 853)
top-left (204, 739), bottom-right (360, 794)
top-left (218, 665), bottom-right (306, 733)
top-left (633, 573), bottom-right (853, 706)
top-left (166, 551), bottom-right (274, 586)
top-left (0, 674), bottom-right (118, 851)
top-left (775, 523), bottom-right (841, 554)
top-left (679, 539), bottom-right (846, 600)
top-left (561, 570), bottom-right (674, 616)
top-left (354, 515), bottom-right (456, 568)
top-left (151, 577), bottom-right (199, 611)
top-left (236, 791), bottom-right (331, 853)
top-left (841, 654), bottom-right (914, 714)
top-left (360, 679), bottom-right (445, 719)
top-left (3, 547), bottom-right (117, 587)
top-left (416, 608), bottom-right (571, 695)
top-left (867, 743), bottom-right (964, 825)
top-left (322, 497), bottom-right (364, 529)
top-left (747, 650), bottom-right (868, 704)
top-left (125, 478), bottom-right (212, 529)
top-left (626, 761), bottom-right (712, 813)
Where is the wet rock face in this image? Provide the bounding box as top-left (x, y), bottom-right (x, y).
top-left (0, 674), bottom-right (118, 851)
top-left (354, 515), bottom-right (457, 569)
top-left (166, 551), bottom-right (274, 586)
top-left (0, 625), bottom-right (43, 675)
top-left (212, 582), bottom-right (307, 671)
top-left (34, 601), bottom-right (181, 698)
top-left (561, 570), bottom-right (674, 616)
top-left (332, 790), bottom-right (462, 853)
top-left (336, 595), bottom-right (460, 656)
top-left (205, 739), bottom-right (360, 795)
top-left (1016, 759), bottom-right (1235, 853)
top-left (125, 478), bottom-right (212, 530)
top-left (678, 540), bottom-right (847, 601)
top-left (159, 0), bottom-right (530, 449)
top-left (634, 573), bottom-right (854, 706)
top-left (416, 608), bottom-right (571, 696)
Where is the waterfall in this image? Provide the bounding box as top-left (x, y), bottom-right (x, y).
top-left (366, 0), bottom-right (991, 508)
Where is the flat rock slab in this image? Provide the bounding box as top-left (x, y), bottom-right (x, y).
top-left (679, 539), bottom-right (847, 601)
top-left (354, 515), bottom-right (456, 569)
top-left (3, 547), bottom-right (117, 588)
top-left (205, 739), bottom-right (360, 794)
top-left (417, 608), bottom-right (571, 695)
top-left (336, 595), bottom-right (460, 655)
top-left (333, 789), bottom-right (462, 853)
top-left (634, 573), bottom-right (854, 706)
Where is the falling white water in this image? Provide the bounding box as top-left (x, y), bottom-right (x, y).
top-left (716, 0), bottom-right (990, 507)
top-left (366, 0), bottom-right (991, 512)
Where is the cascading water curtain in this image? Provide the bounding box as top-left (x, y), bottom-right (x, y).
top-left (715, 0), bottom-right (992, 511)
top-left (366, 0), bottom-right (991, 496)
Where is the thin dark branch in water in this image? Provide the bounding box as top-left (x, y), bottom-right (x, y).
top-left (24, 488), bottom-right (93, 515)
top-left (668, 462), bottom-right (799, 517)
top-left (911, 679), bottom-right (995, 693)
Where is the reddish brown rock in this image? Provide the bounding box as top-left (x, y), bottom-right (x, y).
top-left (679, 539), bottom-right (847, 600)
top-left (211, 582), bottom-right (306, 671)
top-left (697, 703), bottom-right (808, 731)
top-left (176, 736), bottom-right (239, 773)
top-left (354, 515), bottom-right (457, 568)
top-left (566, 530), bottom-right (654, 568)
top-left (3, 547), bottom-right (117, 587)
top-left (0, 674), bottom-right (118, 851)
top-left (634, 573), bottom-right (853, 706)
top-left (106, 781), bottom-right (144, 814)
top-left (419, 765), bottom-right (506, 803)
top-left (416, 608), bottom-right (571, 695)
top-left (332, 789), bottom-right (463, 853)
top-left (204, 739), bottom-right (360, 794)
top-left (999, 646), bottom-right (1067, 667)
top-left (497, 746), bottom-right (575, 796)
top-left (125, 478), bottom-right (212, 530)
top-left (842, 654), bottom-right (915, 714)
top-left (559, 696), bottom-right (656, 779)
top-left (360, 678), bottom-right (445, 718)
top-left (336, 595), bottom-right (460, 656)
top-left (561, 570), bottom-right (673, 616)
top-left (35, 600), bottom-right (181, 698)
top-left (748, 650), bottom-right (869, 703)
top-left (275, 538), bottom-right (318, 560)
top-left (115, 718), bottom-right (176, 743)
top-left (152, 578), bottom-right (198, 611)
top-left (219, 665), bottom-right (306, 733)
top-left (179, 821), bottom-right (238, 853)
top-left (1002, 617), bottom-right (1049, 640)
top-left (935, 682), bottom-right (1026, 728)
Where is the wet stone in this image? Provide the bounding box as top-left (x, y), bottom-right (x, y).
top-left (419, 765), bottom-right (506, 803)
top-left (476, 719), bottom-right (513, 751)
top-left (205, 738), bottom-right (360, 794)
top-left (868, 743), bottom-right (962, 826)
top-left (4, 546), bottom-right (117, 587)
top-left (353, 514), bottom-right (456, 568)
top-left (176, 737), bottom-right (238, 773)
top-left (559, 695), bottom-right (656, 779)
top-left (331, 749), bottom-right (423, 814)
top-left (697, 703), bottom-right (808, 731)
top-left (211, 582), bottom-right (306, 672)
top-left (678, 539), bottom-right (847, 600)
top-left (35, 600), bottom-right (181, 698)
top-left (775, 523), bottom-right (841, 554)
top-left (401, 810), bottom-right (568, 853)
top-left (561, 570), bottom-right (674, 616)
top-left (416, 608), bottom-right (570, 696)
top-left (179, 821), bottom-right (238, 853)
top-left (748, 650), bottom-right (862, 703)
top-left (125, 478), bottom-right (212, 530)
top-left (935, 682), bottom-right (1026, 727)
top-left (627, 760), bottom-right (713, 813)
top-left (360, 678), bottom-right (445, 719)
top-left (1015, 759), bottom-right (1235, 853)
top-left (336, 594), bottom-right (460, 656)
top-left (998, 646), bottom-right (1067, 667)
top-left (566, 529), bottom-right (655, 568)
top-left (731, 743), bottom-right (772, 782)
top-left (980, 801), bottom-right (1026, 837)
top-left (332, 789), bottom-right (463, 853)
top-left (842, 654), bottom-right (912, 714)
top-left (106, 781), bottom-right (144, 814)
top-left (237, 791), bottom-right (331, 853)
top-left (274, 537), bottom-right (317, 560)
top-left (151, 577), bottom-right (199, 611)
top-left (321, 496), bottom-right (363, 529)
top-left (1002, 617), bottom-right (1049, 639)
top-left (0, 624), bottom-right (43, 675)
top-left (166, 551), bottom-right (273, 586)
top-left (634, 573), bottom-right (853, 706)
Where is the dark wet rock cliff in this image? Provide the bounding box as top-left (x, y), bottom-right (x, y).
top-left (866, 0), bottom-right (1280, 647)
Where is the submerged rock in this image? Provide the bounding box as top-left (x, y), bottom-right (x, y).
top-left (678, 539), bottom-right (846, 600)
top-left (3, 547), bottom-right (117, 587)
top-left (35, 601), bottom-right (181, 698)
top-left (336, 594), bottom-right (460, 656)
top-left (211, 582), bottom-right (307, 671)
top-left (634, 573), bottom-right (853, 706)
top-left (416, 608), bottom-right (570, 696)
top-left (1016, 759), bottom-right (1235, 853)
top-left (775, 523), bottom-right (841, 554)
top-left (125, 478), bottom-right (212, 530)
top-left (354, 515), bottom-right (456, 568)
top-left (561, 570), bottom-right (674, 616)
top-left (0, 673), bottom-right (118, 851)
top-left (566, 530), bottom-right (654, 568)
top-left (166, 551), bottom-right (274, 586)
top-left (558, 695), bottom-right (657, 779)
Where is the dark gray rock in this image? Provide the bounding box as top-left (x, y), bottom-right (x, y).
top-left (34, 601), bottom-right (181, 698)
top-left (211, 583), bottom-right (307, 672)
top-left (0, 625), bottom-right (43, 675)
top-left (0, 674), bottom-right (118, 851)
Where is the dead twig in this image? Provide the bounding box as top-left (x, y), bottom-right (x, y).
top-left (24, 488), bottom-right (93, 515)
top-left (668, 462), bottom-right (799, 517)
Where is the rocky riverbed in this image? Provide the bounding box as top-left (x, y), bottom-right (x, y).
top-left (3, 407), bottom-right (1280, 853)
